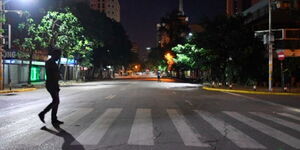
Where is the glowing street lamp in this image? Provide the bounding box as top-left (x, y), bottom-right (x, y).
top-left (0, 0), bottom-right (34, 90)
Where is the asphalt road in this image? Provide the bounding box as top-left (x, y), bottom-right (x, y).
top-left (1, 79), bottom-right (300, 150)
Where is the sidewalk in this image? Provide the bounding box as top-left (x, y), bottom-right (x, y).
top-left (0, 80), bottom-right (82, 94)
top-left (202, 84), bottom-right (300, 96)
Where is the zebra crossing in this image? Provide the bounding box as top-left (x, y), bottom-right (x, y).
top-left (2, 107), bottom-right (300, 149)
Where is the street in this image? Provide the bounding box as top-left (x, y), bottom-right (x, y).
top-left (1, 79), bottom-right (300, 150)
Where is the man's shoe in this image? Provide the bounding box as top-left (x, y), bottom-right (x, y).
top-left (52, 120), bottom-right (64, 125)
top-left (38, 113), bottom-right (45, 123)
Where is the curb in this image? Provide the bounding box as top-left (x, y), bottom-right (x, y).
top-left (0, 88), bottom-right (37, 94)
top-left (202, 86), bottom-right (300, 96)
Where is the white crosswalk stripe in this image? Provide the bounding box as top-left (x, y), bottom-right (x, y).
top-left (5, 107), bottom-right (300, 149)
top-left (19, 108), bottom-right (93, 145)
top-left (195, 110), bottom-right (266, 149)
top-left (74, 108), bottom-right (122, 145)
top-left (251, 112), bottom-right (300, 132)
top-left (277, 113), bottom-right (300, 121)
top-left (167, 109), bottom-right (209, 147)
top-left (128, 109), bottom-right (154, 145)
top-left (224, 111), bottom-right (300, 149)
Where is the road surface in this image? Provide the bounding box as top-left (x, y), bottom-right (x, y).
top-left (1, 79), bottom-right (300, 150)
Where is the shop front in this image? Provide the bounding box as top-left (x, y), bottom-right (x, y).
top-left (3, 49), bottom-right (48, 87)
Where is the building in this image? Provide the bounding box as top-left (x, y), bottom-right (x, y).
top-left (131, 42), bottom-right (140, 54)
top-left (3, 49), bottom-right (79, 87)
top-left (90, 0), bottom-right (120, 22)
top-left (242, 0), bottom-right (300, 57)
top-left (156, 0), bottom-right (190, 49)
top-left (226, 0), bottom-right (262, 16)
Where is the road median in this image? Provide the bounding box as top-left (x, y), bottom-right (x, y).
top-left (202, 86), bottom-right (300, 96)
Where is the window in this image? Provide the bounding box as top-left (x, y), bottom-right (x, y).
top-left (98, 4), bottom-right (101, 8)
top-left (112, 11), bottom-right (114, 14)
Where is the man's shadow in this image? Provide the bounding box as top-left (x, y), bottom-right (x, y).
top-left (41, 124), bottom-right (85, 150)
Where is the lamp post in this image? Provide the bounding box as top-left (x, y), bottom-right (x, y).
top-left (268, 0), bottom-right (273, 92)
top-left (0, 0), bottom-right (26, 90)
top-left (0, 0), bottom-right (5, 90)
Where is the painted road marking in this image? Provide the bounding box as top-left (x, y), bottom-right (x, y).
top-left (167, 109), bottom-right (209, 147)
top-left (185, 100), bottom-right (193, 106)
top-left (251, 112), bottom-right (300, 132)
top-left (74, 108), bottom-right (122, 145)
top-left (105, 95), bottom-right (116, 100)
top-left (277, 113), bottom-right (300, 121)
top-left (128, 109), bottom-right (154, 145)
top-left (224, 111), bottom-right (300, 149)
top-left (224, 92), bottom-right (300, 113)
top-left (195, 110), bottom-right (265, 149)
top-left (19, 108), bottom-right (93, 145)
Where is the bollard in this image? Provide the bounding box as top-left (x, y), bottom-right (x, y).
top-left (253, 85), bottom-right (256, 91)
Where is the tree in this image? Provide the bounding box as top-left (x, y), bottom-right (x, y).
top-left (36, 9), bottom-right (92, 80)
top-left (14, 12), bottom-right (41, 85)
top-left (71, 3), bottom-right (133, 79)
top-left (191, 15), bottom-right (266, 84)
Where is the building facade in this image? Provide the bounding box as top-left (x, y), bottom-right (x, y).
top-left (90, 0), bottom-right (120, 22)
top-left (3, 49), bottom-right (79, 87)
top-left (226, 0), bottom-right (264, 16)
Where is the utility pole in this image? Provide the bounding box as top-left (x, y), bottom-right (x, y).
top-left (0, 0), bottom-right (4, 90)
top-left (268, 0), bottom-right (273, 91)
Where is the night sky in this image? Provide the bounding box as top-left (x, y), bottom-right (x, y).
top-left (118, 0), bottom-right (226, 55)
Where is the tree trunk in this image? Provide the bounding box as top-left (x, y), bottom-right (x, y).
top-left (64, 58), bottom-right (69, 81)
top-left (98, 64), bottom-right (103, 79)
top-left (27, 50), bottom-right (33, 85)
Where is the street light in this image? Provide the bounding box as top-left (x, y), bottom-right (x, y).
top-left (0, 0), bottom-right (29, 90)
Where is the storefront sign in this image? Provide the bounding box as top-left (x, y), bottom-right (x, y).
top-left (4, 49), bottom-right (48, 61)
top-left (4, 51), bottom-right (17, 59)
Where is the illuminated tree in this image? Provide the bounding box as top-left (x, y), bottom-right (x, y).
top-left (36, 9), bottom-right (93, 80)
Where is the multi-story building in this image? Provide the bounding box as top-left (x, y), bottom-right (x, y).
top-left (226, 0), bottom-right (265, 16)
top-left (156, 0), bottom-right (189, 50)
top-left (131, 42), bottom-right (140, 54)
top-left (90, 0), bottom-right (120, 22)
top-left (243, 0), bottom-right (300, 56)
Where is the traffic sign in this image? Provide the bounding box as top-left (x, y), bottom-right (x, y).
top-left (278, 51), bottom-right (285, 61)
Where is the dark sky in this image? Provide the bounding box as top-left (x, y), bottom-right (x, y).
top-left (118, 0), bottom-right (226, 53)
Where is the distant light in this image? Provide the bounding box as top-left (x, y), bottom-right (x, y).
top-left (188, 33), bottom-right (193, 37)
top-left (20, 0), bottom-right (35, 3)
top-left (146, 47), bottom-right (151, 50)
top-left (19, 0), bottom-right (36, 4)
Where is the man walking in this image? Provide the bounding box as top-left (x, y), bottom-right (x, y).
top-left (39, 49), bottom-right (64, 125)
